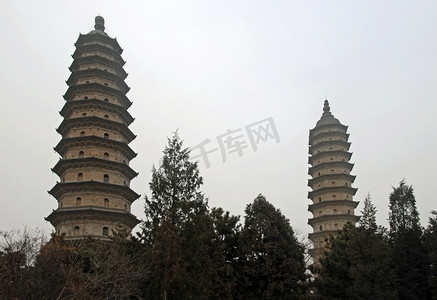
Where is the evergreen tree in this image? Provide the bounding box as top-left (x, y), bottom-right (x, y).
top-left (141, 133), bottom-right (229, 299)
top-left (315, 224), bottom-right (396, 300)
top-left (236, 194), bottom-right (307, 299)
top-left (359, 193), bottom-right (377, 229)
top-left (388, 180), bottom-right (430, 299)
top-left (425, 211), bottom-right (437, 298)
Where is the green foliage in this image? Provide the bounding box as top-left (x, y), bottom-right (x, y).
top-left (315, 224), bottom-right (396, 300)
top-left (389, 179), bottom-right (421, 234)
top-left (388, 180), bottom-right (430, 299)
top-left (425, 211), bottom-right (437, 298)
top-left (140, 132), bottom-right (231, 299)
top-left (235, 194), bottom-right (307, 299)
top-left (359, 193), bottom-right (377, 229)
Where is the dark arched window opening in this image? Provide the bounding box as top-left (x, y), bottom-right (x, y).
top-left (77, 173), bottom-right (83, 181)
top-left (104, 133), bottom-right (109, 139)
top-left (103, 174), bottom-right (109, 183)
top-left (103, 227), bottom-right (109, 236)
top-left (79, 151), bottom-right (84, 158)
top-left (74, 226), bottom-right (80, 235)
top-left (80, 131), bottom-right (85, 136)
top-left (104, 98), bottom-right (109, 102)
top-left (76, 197), bottom-right (81, 206)
top-left (104, 114), bottom-right (109, 118)
top-left (319, 225), bottom-right (323, 231)
top-left (84, 96), bottom-right (88, 99)
top-left (104, 152), bottom-right (109, 159)
top-left (82, 113), bottom-right (87, 116)
top-left (104, 198), bottom-right (109, 207)
top-left (318, 197), bottom-right (322, 202)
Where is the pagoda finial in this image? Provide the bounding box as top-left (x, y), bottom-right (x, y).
top-left (323, 99), bottom-right (331, 114)
top-left (94, 16), bottom-right (105, 31)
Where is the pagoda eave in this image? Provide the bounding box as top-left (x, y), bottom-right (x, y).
top-left (59, 99), bottom-right (134, 125)
top-left (308, 200), bottom-right (359, 212)
top-left (309, 131), bottom-right (350, 144)
top-left (308, 151), bottom-right (353, 164)
top-left (56, 116), bottom-right (136, 143)
top-left (69, 55), bottom-right (127, 79)
top-left (52, 157), bottom-right (138, 180)
top-left (308, 214), bottom-right (360, 226)
top-left (76, 33), bottom-right (123, 55)
top-left (308, 161), bottom-right (355, 176)
top-left (49, 181), bottom-right (140, 203)
top-left (63, 83), bottom-right (132, 109)
top-left (67, 69), bottom-right (129, 93)
top-left (308, 173), bottom-right (356, 186)
top-left (309, 140), bottom-right (351, 155)
top-left (308, 186), bottom-right (358, 199)
top-left (54, 136), bottom-right (137, 160)
top-left (46, 206), bottom-right (139, 228)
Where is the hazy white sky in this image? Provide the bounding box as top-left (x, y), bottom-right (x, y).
top-left (0, 1), bottom-right (436, 240)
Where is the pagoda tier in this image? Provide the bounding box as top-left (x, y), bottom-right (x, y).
top-left (69, 55), bottom-right (127, 79)
top-left (72, 43), bottom-right (125, 65)
top-left (67, 69), bottom-right (130, 93)
top-left (59, 99), bottom-right (135, 125)
top-left (56, 116), bottom-right (136, 143)
top-left (307, 100), bottom-right (359, 261)
top-left (49, 181), bottom-right (140, 204)
top-left (46, 16), bottom-right (140, 239)
top-left (54, 136), bottom-right (137, 160)
top-left (63, 82), bottom-right (132, 109)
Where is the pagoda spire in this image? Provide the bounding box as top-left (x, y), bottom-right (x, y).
top-left (94, 16), bottom-right (105, 32)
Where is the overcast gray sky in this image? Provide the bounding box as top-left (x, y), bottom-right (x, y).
top-left (1, 1), bottom-right (436, 240)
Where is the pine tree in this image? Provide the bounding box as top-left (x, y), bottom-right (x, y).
top-left (236, 194), bottom-right (307, 299)
top-left (315, 224), bottom-right (396, 300)
top-left (425, 211), bottom-right (437, 298)
top-left (140, 132), bottom-right (229, 299)
top-left (359, 193), bottom-right (377, 229)
top-left (388, 180), bottom-right (430, 299)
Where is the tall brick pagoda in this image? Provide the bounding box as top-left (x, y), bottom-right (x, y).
top-left (307, 100), bottom-right (359, 259)
top-left (46, 16), bottom-right (140, 239)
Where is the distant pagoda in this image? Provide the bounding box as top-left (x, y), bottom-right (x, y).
top-left (308, 100), bottom-right (359, 259)
top-left (46, 16), bottom-right (140, 239)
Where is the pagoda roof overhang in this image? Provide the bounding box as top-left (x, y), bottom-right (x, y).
top-left (45, 206), bottom-right (139, 228)
top-left (308, 186), bottom-right (358, 199)
top-left (56, 116), bottom-right (136, 143)
top-left (309, 140), bottom-right (351, 155)
top-left (64, 83), bottom-right (132, 109)
top-left (309, 131), bottom-right (349, 145)
top-left (308, 214), bottom-right (360, 226)
top-left (308, 173), bottom-right (356, 187)
top-left (52, 157), bottom-right (138, 180)
top-left (69, 56), bottom-right (127, 79)
top-left (308, 161), bottom-right (355, 177)
top-left (67, 69), bottom-right (130, 94)
top-left (308, 230), bottom-right (340, 243)
top-left (76, 33), bottom-right (123, 55)
top-left (54, 136), bottom-right (137, 160)
top-left (308, 150), bottom-right (353, 165)
top-left (60, 99), bottom-right (134, 125)
top-left (309, 123), bottom-right (348, 136)
top-left (49, 181), bottom-right (140, 203)
top-left (73, 43), bottom-right (125, 65)
top-left (308, 200), bottom-right (359, 213)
